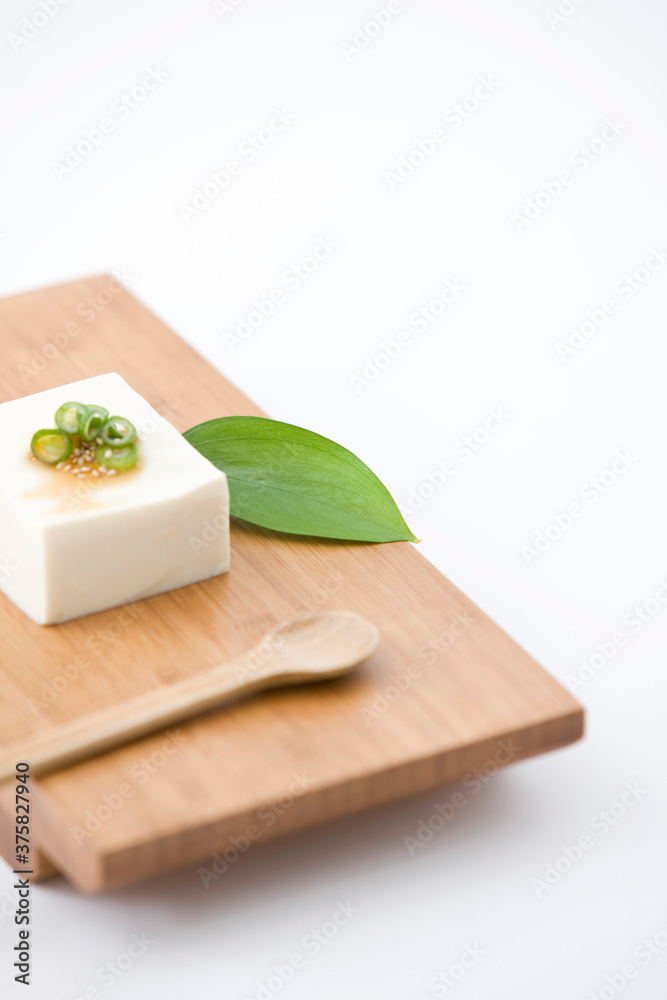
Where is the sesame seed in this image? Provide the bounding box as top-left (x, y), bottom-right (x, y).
top-left (56, 462), bottom-right (64, 470)
top-left (74, 448), bottom-right (81, 456)
top-left (79, 466), bottom-right (91, 473)
top-left (104, 449), bottom-right (113, 459)
top-left (96, 437), bottom-right (103, 444)
top-left (92, 470), bottom-right (99, 477)
top-left (107, 469), bottom-right (117, 475)
top-left (62, 464), bottom-right (71, 472)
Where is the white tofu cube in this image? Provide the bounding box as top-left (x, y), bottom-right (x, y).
top-left (0, 373), bottom-right (229, 624)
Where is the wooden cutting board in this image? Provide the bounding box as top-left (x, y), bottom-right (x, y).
top-left (0, 276), bottom-right (583, 893)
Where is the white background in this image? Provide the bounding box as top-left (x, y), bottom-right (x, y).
top-left (1, 0), bottom-right (666, 997)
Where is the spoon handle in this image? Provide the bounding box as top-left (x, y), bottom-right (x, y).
top-left (0, 644), bottom-right (286, 782)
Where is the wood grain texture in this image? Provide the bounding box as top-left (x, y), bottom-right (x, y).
top-left (0, 276), bottom-right (584, 892)
top-left (0, 784), bottom-right (57, 882)
top-left (0, 612), bottom-right (380, 781)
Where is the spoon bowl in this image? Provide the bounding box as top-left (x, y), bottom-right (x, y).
top-left (267, 611), bottom-right (381, 675)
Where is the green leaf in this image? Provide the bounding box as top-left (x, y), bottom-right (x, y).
top-left (183, 416), bottom-right (417, 543)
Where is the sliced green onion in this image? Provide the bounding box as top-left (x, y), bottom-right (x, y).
top-left (31, 429), bottom-right (72, 465)
top-left (100, 416), bottom-right (136, 448)
top-left (77, 405), bottom-right (110, 442)
top-left (96, 442), bottom-right (138, 471)
top-left (55, 401), bottom-right (88, 435)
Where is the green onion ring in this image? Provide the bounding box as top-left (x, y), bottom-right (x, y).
top-left (77, 405), bottom-right (110, 442)
top-left (55, 402), bottom-right (88, 435)
top-left (96, 442), bottom-right (138, 471)
top-left (31, 429), bottom-right (72, 465)
top-left (100, 416), bottom-right (137, 448)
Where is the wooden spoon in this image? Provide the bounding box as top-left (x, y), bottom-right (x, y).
top-left (0, 611), bottom-right (380, 782)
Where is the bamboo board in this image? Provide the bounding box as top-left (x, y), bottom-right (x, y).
top-left (0, 276), bottom-right (583, 892)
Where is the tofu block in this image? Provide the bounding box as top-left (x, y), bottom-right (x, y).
top-left (0, 373), bottom-right (229, 624)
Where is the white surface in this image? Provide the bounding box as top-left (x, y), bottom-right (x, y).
top-left (0, 373), bottom-right (229, 623)
top-left (1, 0), bottom-right (665, 995)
